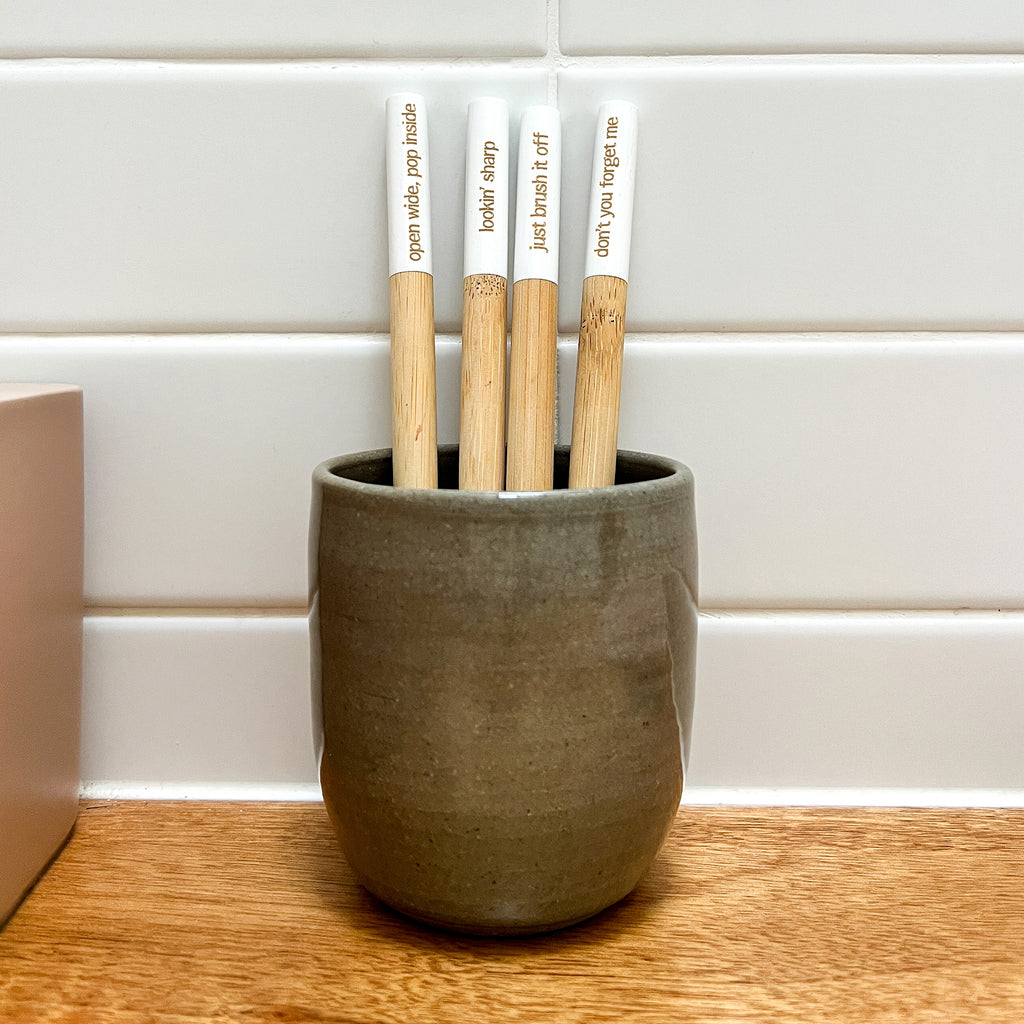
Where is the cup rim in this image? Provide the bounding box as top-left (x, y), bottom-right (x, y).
top-left (313, 444), bottom-right (692, 511)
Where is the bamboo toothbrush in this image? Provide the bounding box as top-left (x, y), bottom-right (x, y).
top-left (386, 92), bottom-right (437, 489)
top-left (568, 101), bottom-right (638, 489)
top-left (459, 98), bottom-right (509, 491)
top-left (506, 105), bottom-right (561, 491)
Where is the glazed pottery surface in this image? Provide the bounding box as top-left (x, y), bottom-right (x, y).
top-left (310, 445), bottom-right (697, 935)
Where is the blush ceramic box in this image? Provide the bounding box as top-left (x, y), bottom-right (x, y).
top-left (0, 384), bottom-right (83, 927)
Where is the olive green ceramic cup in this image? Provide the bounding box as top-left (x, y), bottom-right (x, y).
top-left (309, 445), bottom-right (697, 935)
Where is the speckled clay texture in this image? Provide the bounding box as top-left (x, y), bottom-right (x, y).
top-left (310, 446), bottom-right (697, 935)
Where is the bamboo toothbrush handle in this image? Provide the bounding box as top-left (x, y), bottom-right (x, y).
top-left (390, 270), bottom-right (438, 488)
top-left (458, 97), bottom-right (509, 492)
top-left (506, 277), bottom-right (558, 491)
top-left (568, 274), bottom-right (626, 489)
top-left (507, 104), bottom-right (562, 491)
top-left (386, 92), bottom-right (437, 489)
top-left (459, 273), bottom-right (507, 491)
top-left (568, 101), bottom-right (638, 490)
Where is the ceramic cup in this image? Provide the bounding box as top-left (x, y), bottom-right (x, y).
top-left (309, 445), bottom-right (697, 935)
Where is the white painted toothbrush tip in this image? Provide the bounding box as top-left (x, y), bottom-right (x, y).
top-left (513, 104), bottom-right (561, 285)
top-left (386, 93), bottom-right (432, 277)
top-left (583, 101), bottom-right (637, 283)
top-left (464, 97), bottom-right (509, 279)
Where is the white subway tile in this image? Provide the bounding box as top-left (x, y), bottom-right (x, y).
top-left (82, 615), bottom-right (316, 789)
top-left (11, 333), bottom-right (1024, 609)
top-left (80, 612), bottom-right (1024, 793)
top-left (0, 63), bottom-right (546, 333)
top-left (558, 334), bottom-right (1024, 609)
top-left (558, 63), bottom-right (1024, 332)
top-left (3, 335), bottom-right (462, 606)
top-left (0, 0), bottom-right (547, 57)
top-left (561, 2), bottom-right (1024, 55)
top-left (691, 612), bottom-right (1024, 789)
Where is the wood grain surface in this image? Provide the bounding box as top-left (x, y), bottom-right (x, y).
top-left (2, 802), bottom-right (1023, 1022)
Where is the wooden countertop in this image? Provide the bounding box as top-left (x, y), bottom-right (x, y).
top-left (2, 801), bottom-right (1023, 1022)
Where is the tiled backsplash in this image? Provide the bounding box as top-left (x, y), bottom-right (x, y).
top-left (7, 62), bottom-right (1024, 334)
top-left (0, 0), bottom-right (549, 57)
top-left (3, 3), bottom-right (1022, 800)
top-left (559, 2), bottom-right (1024, 55)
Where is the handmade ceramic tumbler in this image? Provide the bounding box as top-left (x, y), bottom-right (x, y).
top-left (309, 445), bottom-right (697, 935)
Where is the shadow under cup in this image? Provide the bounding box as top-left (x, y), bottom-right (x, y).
top-left (309, 446), bottom-right (697, 935)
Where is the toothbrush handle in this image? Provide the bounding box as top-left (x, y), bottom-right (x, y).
top-left (390, 270), bottom-right (438, 489)
top-left (459, 273), bottom-right (507, 491)
top-left (568, 274), bottom-right (626, 489)
top-left (506, 277), bottom-right (558, 491)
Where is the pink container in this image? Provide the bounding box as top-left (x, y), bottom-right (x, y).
top-left (0, 384), bottom-right (83, 927)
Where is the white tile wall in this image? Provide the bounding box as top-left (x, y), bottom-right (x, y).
top-left (692, 612), bottom-right (1024, 791)
top-left (82, 615), bottom-right (315, 791)
top-left (560, 2), bottom-right (1024, 55)
top-left (80, 612), bottom-right (1024, 799)
top-left (561, 335), bottom-right (1024, 609)
top-left (0, 64), bottom-right (547, 333)
top-left (0, 0), bottom-right (548, 57)
top-left (3, 335), bottom-right (460, 605)
top-left (7, 334), bottom-right (1024, 610)
top-left (4, 4), bottom-right (1023, 801)
top-left (558, 63), bottom-right (1024, 332)
top-left (9, 62), bottom-right (1023, 335)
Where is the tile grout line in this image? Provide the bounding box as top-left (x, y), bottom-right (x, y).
top-left (545, 0), bottom-right (562, 104)
top-left (0, 53), bottom-right (1021, 68)
top-left (83, 607), bottom-right (1024, 619)
top-left (76, 781), bottom-right (1024, 807)
top-left (86, 607), bottom-right (309, 618)
top-left (682, 787), bottom-right (1024, 809)
top-left (7, 328), bottom-right (1024, 340)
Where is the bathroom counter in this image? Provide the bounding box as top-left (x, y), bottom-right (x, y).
top-left (2, 801), bottom-right (1022, 1021)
